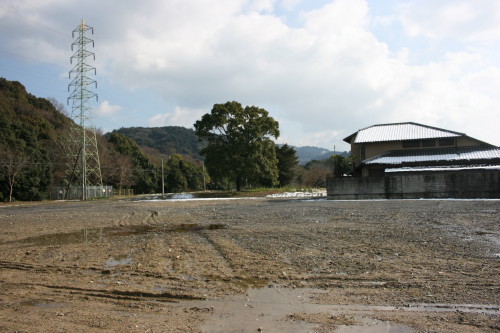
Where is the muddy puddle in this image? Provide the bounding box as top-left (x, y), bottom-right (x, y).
top-left (105, 256), bottom-right (133, 267)
top-left (20, 300), bottom-right (65, 308)
top-left (12, 223), bottom-right (228, 247)
top-left (181, 287), bottom-right (500, 332)
top-left (182, 287), bottom-right (414, 332)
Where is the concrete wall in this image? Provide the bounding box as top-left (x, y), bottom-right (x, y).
top-left (327, 169), bottom-right (500, 200)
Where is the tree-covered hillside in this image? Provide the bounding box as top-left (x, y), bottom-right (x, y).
top-left (111, 126), bottom-right (203, 159)
top-left (0, 78), bottom-right (74, 201)
top-left (0, 77), bottom-right (351, 200)
top-left (0, 78), bottom-right (208, 200)
top-left (112, 127), bottom-right (348, 165)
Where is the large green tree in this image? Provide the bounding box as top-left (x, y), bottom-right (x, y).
top-left (194, 101), bottom-right (280, 191)
top-left (276, 144), bottom-right (299, 187)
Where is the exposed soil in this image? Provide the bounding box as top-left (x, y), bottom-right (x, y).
top-left (0, 197), bottom-right (499, 332)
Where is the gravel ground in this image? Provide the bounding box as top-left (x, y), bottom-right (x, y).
top-left (0, 197), bottom-right (499, 332)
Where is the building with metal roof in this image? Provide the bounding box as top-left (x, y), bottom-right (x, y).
top-left (343, 122), bottom-right (498, 177)
top-left (365, 146), bottom-right (500, 166)
top-left (344, 122), bottom-right (464, 143)
top-left (328, 122), bottom-right (500, 199)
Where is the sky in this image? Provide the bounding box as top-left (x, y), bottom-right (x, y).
top-left (1, 0), bottom-right (499, 152)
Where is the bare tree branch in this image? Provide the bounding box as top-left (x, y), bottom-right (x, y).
top-left (0, 145), bottom-right (29, 202)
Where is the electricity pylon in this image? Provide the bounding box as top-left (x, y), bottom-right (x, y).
top-left (65, 19), bottom-right (103, 200)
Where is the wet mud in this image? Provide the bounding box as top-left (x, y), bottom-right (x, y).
top-left (0, 198), bottom-right (499, 332)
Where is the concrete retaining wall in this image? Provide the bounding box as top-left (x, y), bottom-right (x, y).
top-left (327, 169), bottom-right (500, 200)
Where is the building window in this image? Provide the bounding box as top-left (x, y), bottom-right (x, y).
top-left (421, 139), bottom-right (436, 147)
top-left (402, 140), bottom-right (420, 148)
top-left (438, 138), bottom-right (455, 146)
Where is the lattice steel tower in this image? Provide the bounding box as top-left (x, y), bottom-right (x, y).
top-left (66, 19), bottom-right (103, 199)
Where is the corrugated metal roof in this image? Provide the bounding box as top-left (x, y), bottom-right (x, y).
top-left (386, 165), bottom-right (500, 173)
top-left (352, 122), bottom-right (463, 143)
top-left (364, 147), bottom-right (500, 165)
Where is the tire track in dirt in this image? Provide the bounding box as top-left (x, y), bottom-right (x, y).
top-left (0, 259), bottom-right (111, 276)
top-left (202, 233), bottom-right (291, 281)
top-left (0, 260), bottom-right (40, 272)
top-left (114, 211), bottom-right (137, 226)
top-left (113, 210), bottom-right (160, 226)
top-left (1, 280), bottom-right (203, 303)
top-left (144, 210), bottom-right (160, 225)
top-left (192, 232), bottom-right (235, 279)
top-left (0, 258), bottom-right (205, 304)
top-left (161, 231), bottom-right (235, 282)
top-left (43, 284), bottom-right (203, 301)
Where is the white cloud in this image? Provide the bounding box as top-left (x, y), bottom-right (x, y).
top-left (247, 0), bottom-right (275, 13)
top-left (148, 106), bottom-right (206, 128)
top-left (2, 0), bottom-right (500, 148)
top-left (377, 56), bottom-right (500, 144)
top-left (95, 100), bottom-right (122, 117)
top-left (398, 0), bottom-right (500, 42)
top-left (105, 0), bottom-right (500, 147)
top-left (287, 130), bottom-right (343, 149)
top-left (279, 0), bottom-right (301, 11)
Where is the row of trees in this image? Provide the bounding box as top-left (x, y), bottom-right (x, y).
top-left (96, 133), bottom-right (207, 195)
top-left (0, 78), bottom-right (352, 201)
top-left (0, 129), bottom-right (208, 201)
top-left (0, 78), bottom-right (212, 201)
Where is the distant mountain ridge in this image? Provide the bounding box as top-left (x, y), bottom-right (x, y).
top-left (289, 146), bottom-right (348, 165)
top-left (110, 126), bottom-right (347, 164)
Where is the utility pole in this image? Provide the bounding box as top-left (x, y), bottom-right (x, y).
top-left (333, 145), bottom-right (336, 177)
top-left (65, 19), bottom-right (103, 200)
top-left (161, 157), bottom-right (165, 195)
top-left (202, 161), bottom-right (206, 191)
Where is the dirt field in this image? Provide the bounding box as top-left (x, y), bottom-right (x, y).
top-left (0, 197), bottom-right (499, 332)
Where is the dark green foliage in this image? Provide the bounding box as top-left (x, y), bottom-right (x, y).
top-left (327, 154), bottom-right (355, 177)
top-left (166, 167), bottom-right (187, 193)
top-left (0, 78), bottom-right (73, 201)
top-left (163, 154), bottom-right (205, 192)
top-left (276, 144), bottom-right (299, 187)
top-left (1, 77), bottom-right (184, 200)
top-left (112, 126), bottom-right (203, 159)
top-left (164, 155), bottom-right (188, 193)
top-left (194, 101), bottom-right (280, 191)
top-left (14, 148), bottom-right (52, 201)
top-left (107, 133), bottom-right (158, 194)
